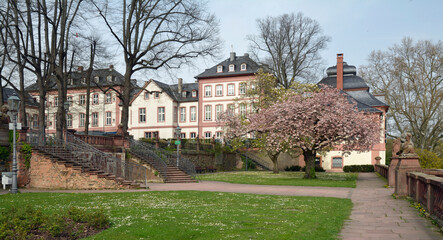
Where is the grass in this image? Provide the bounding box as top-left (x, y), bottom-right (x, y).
top-left (0, 191), bottom-right (352, 240)
top-left (197, 171), bottom-right (358, 188)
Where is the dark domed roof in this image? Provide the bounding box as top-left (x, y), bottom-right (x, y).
top-left (318, 62), bottom-right (369, 90)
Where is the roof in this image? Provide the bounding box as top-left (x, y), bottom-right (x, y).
top-left (152, 80), bottom-right (198, 102)
top-left (318, 62), bottom-right (388, 112)
top-left (25, 67), bottom-right (126, 92)
top-left (318, 62), bottom-right (369, 90)
top-left (195, 52), bottom-right (261, 79)
top-left (2, 88), bottom-right (39, 107)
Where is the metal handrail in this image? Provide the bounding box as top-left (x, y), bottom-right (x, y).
top-left (240, 151), bottom-right (272, 170)
top-left (135, 140), bottom-right (196, 176)
top-left (28, 129), bottom-right (147, 187)
top-left (129, 139), bottom-right (169, 181)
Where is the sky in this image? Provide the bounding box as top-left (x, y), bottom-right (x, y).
top-left (159, 0), bottom-right (442, 84)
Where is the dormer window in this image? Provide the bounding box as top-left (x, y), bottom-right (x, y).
top-left (107, 75), bottom-right (113, 82)
top-left (182, 91), bottom-right (187, 98)
top-left (229, 64), bottom-right (235, 72)
top-left (192, 90), bottom-right (197, 97)
top-left (217, 65), bottom-right (223, 73)
top-left (94, 76), bottom-right (99, 82)
top-left (81, 78), bottom-right (86, 84)
top-left (241, 63), bottom-right (246, 71)
top-left (67, 78), bottom-right (73, 85)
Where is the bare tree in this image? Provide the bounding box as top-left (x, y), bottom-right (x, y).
top-left (93, 0), bottom-right (221, 134)
top-left (248, 12), bottom-right (330, 88)
top-left (360, 37), bottom-right (442, 151)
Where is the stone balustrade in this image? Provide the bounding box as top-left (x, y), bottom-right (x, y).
top-left (407, 171), bottom-right (443, 221)
top-left (374, 164), bottom-right (389, 179)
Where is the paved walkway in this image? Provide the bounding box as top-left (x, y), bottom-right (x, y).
top-left (1, 173), bottom-right (441, 239)
top-left (339, 173), bottom-right (442, 240)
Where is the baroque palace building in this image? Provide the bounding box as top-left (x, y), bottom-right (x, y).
top-left (24, 52), bottom-right (388, 170)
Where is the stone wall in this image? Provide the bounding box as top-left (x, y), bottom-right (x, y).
top-left (129, 155), bottom-right (163, 183)
top-left (27, 151), bottom-right (125, 189)
top-left (182, 151), bottom-right (241, 171)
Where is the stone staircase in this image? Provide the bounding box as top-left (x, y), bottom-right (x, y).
top-left (130, 150), bottom-right (196, 183)
top-left (34, 146), bottom-right (142, 188)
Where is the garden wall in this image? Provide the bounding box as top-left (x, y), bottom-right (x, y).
top-left (27, 150), bottom-right (125, 189)
top-left (182, 151), bottom-right (241, 171)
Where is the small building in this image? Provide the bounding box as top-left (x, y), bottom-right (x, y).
top-left (312, 54), bottom-right (389, 170)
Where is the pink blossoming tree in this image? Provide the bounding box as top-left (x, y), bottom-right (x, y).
top-left (220, 86), bottom-right (381, 178)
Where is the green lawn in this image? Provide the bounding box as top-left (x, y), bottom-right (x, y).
top-left (197, 171), bottom-right (358, 188)
top-left (0, 191), bottom-right (352, 240)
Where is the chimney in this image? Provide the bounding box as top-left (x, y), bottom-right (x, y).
top-left (178, 78), bottom-right (183, 95)
top-left (336, 53), bottom-right (344, 90)
top-left (230, 52), bottom-right (236, 61)
top-left (109, 64), bottom-right (114, 71)
top-left (77, 66), bottom-right (83, 72)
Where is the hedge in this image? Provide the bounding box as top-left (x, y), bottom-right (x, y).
top-left (343, 165), bottom-right (374, 172)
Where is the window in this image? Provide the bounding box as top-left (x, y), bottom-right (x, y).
top-left (92, 112), bottom-right (98, 127)
top-left (215, 104), bottom-right (223, 120)
top-left (81, 78), bottom-right (86, 84)
top-left (68, 78), bottom-right (73, 85)
top-left (216, 85), bottom-right (223, 96)
top-left (216, 132), bottom-right (222, 139)
top-left (217, 65), bottom-right (223, 73)
top-left (190, 106), bottom-right (196, 121)
top-left (239, 103), bottom-right (246, 117)
top-left (145, 132), bottom-right (152, 139)
top-left (182, 91), bottom-right (187, 98)
top-left (180, 107), bottom-right (186, 122)
top-left (79, 95), bottom-right (86, 105)
top-left (154, 92), bottom-right (160, 98)
top-left (192, 90), bottom-right (197, 97)
top-left (204, 86), bottom-right (211, 97)
top-left (54, 97), bottom-right (58, 106)
top-left (315, 157), bottom-right (322, 167)
top-left (67, 96), bottom-right (73, 106)
top-left (190, 132), bottom-right (196, 139)
top-left (106, 112), bottom-right (112, 125)
top-left (106, 93), bottom-right (112, 103)
top-left (94, 76), bottom-right (99, 82)
top-left (180, 133), bottom-right (186, 139)
top-left (204, 105), bottom-right (211, 121)
top-left (250, 102), bottom-right (258, 113)
top-left (241, 63), bottom-right (246, 71)
top-left (332, 157), bottom-right (343, 168)
top-left (67, 114), bottom-right (72, 128)
top-left (144, 91), bottom-right (149, 99)
top-left (139, 108), bottom-right (146, 123)
top-left (79, 113), bottom-right (85, 127)
top-left (239, 83), bottom-right (246, 95)
top-left (92, 94), bottom-right (99, 104)
top-left (227, 84), bottom-right (235, 95)
top-left (229, 64), bottom-right (235, 72)
top-left (205, 132), bottom-right (211, 139)
top-left (227, 104), bottom-right (235, 113)
top-left (107, 75), bottom-right (113, 82)
top-left (32, 115), bottom-right (38, 128)
top-left (158, 107), bottom-right (165, 122)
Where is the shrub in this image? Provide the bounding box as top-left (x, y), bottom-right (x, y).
top-left (20, 143), bottom-right (32, 169)
top-left (284, 165), bottom-right (301, 171)
top-left (417, 149), bottom-right (443, 169)
top-left (343, 165), bottom-right (374, 172)
top-left (0, 146), bottom-right (9, 161)
top-left (301, 166), bottom-right (325, 172)
top-left (0, 205), bottom-right (110, 239)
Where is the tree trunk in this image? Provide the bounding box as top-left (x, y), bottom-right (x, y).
top-left (84, 42), bottom-right (96, 135)
top-left (120, 64), bottom-right (133, 135)
top-left (267, 152), bottom-right (280, 174)
top-left (303, 150), bottom-right (317, 179)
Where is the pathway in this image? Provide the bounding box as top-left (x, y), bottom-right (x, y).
top-left (339, 172), bottom-right (441, 240)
